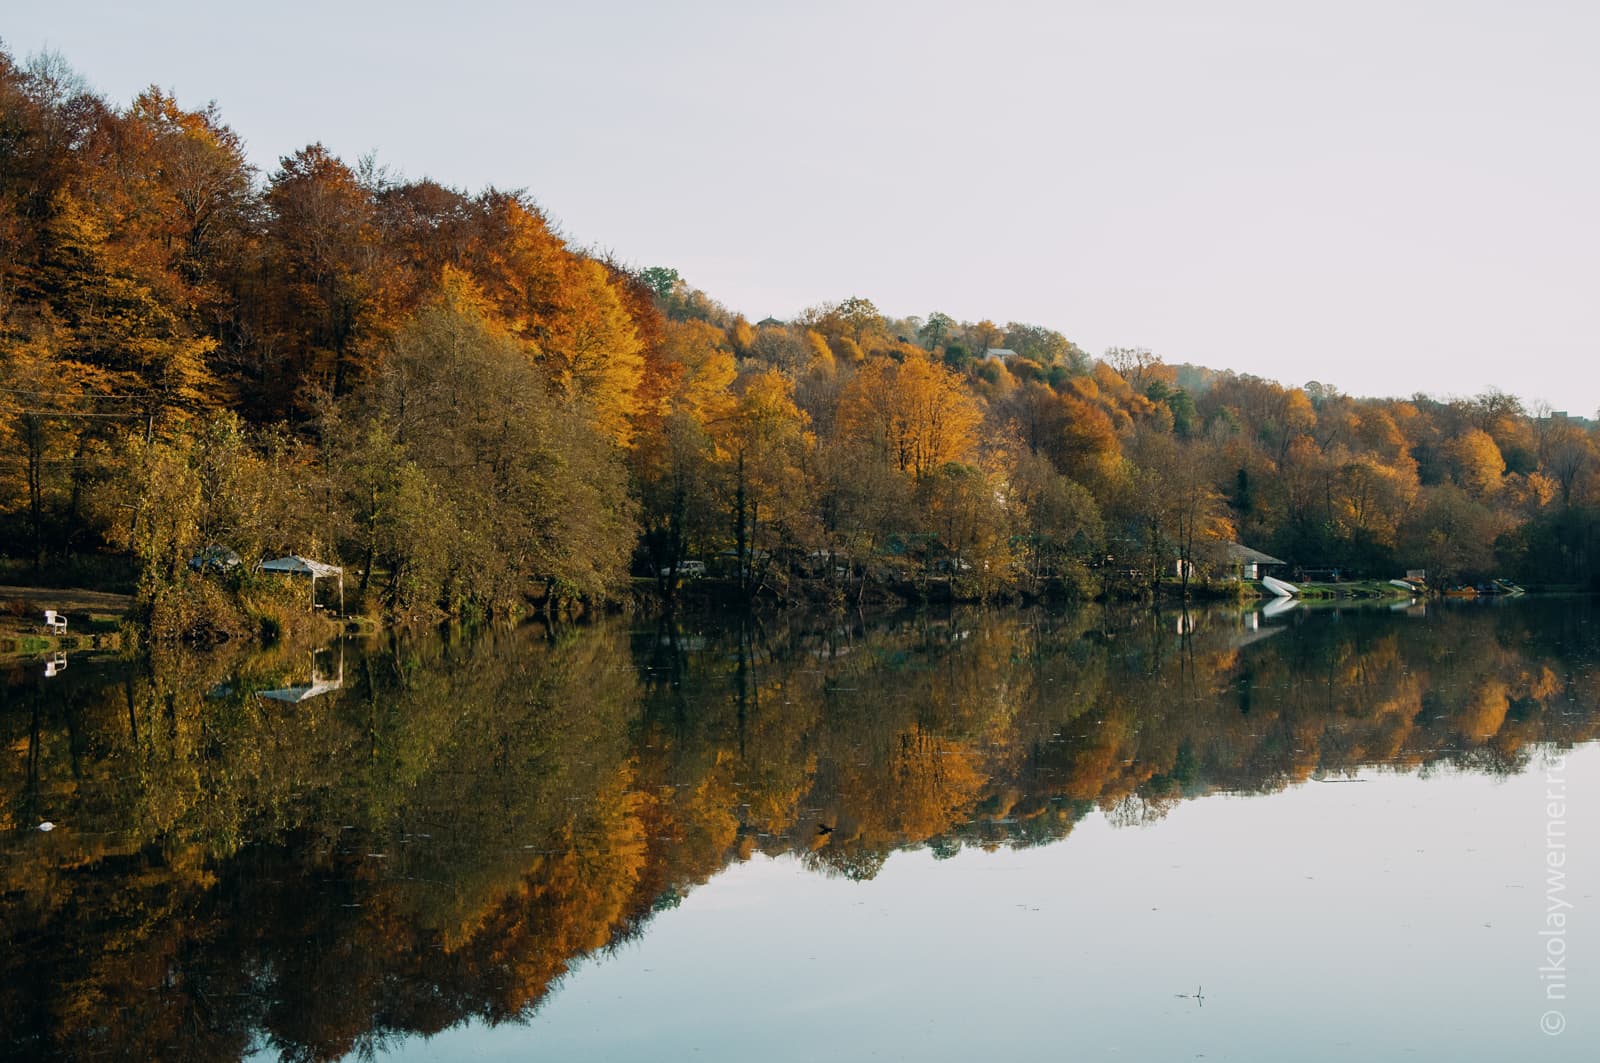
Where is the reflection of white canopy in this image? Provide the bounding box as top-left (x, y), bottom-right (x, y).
top-left (257, 677), bottom-right (343, 703)
top-left (258, 555), bottom-right (344, 613)
top-left (256, 647), bottom-right (345, 704)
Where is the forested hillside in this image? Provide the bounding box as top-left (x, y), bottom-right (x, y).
top-left (3, 47), bottom-right (1598, 631)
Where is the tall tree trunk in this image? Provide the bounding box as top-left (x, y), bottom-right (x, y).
top-left (25, 414), bottom-right (46, 572)
top-left (734, 451), bottom-right (749, 598)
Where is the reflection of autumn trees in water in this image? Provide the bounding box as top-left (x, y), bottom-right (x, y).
top-left (4, 601), bottom-right (1599, 1060)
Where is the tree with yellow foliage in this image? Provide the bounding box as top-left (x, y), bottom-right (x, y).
top-left (1331, 457), bottom-right (1418, 547)
top-left (536, 258), bottom-right (645, 446)
top-left (630, 319), bottom-right (737, 600)
top-left (711, 369), bottom-right (813, 597)
top-left (838, 352), bottom-right (983, 480)
top-left (1447, 428), bottom-right (1506, 498)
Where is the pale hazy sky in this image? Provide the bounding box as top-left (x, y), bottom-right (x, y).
top-left (9, 1), bottom-right (1599, 412)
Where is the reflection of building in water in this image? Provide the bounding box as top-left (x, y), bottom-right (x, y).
top-left (257, 646), bottom-right (344, 704)
top-left (1228, 612), bottom-right (1285, 650)
top-left (43, 652), bottom-right (67, 678)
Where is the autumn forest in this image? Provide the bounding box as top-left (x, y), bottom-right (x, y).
top-left (3, 47), bottom-right (1599, 635)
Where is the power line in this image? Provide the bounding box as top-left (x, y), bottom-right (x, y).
top-left (3, 408), bottom-right (144, 418)
top-left (0, 386), bottom-right (154, 401)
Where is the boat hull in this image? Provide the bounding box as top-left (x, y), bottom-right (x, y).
top-left (1261, 575), bottom-right (1299, 598)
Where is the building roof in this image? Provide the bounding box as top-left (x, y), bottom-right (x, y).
top-left (984, 348), bottom-right (1017, 360)
top-left (1224, 542), bottom-right (1285, 566)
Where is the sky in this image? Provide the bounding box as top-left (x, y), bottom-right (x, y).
top-left (8, 0), bottom-right (1599, 412)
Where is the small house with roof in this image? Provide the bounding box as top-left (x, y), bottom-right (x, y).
top-left (1178, 542), bottom-right (1287, 581)
top-left (1221, 542), bottom-right (1286, 581)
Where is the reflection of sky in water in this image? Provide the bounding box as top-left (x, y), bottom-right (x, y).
top-left (384, 746), bottom-right (1598, 1062)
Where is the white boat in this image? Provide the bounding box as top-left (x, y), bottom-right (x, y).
top-left (1261, 575), bottom-right (1299, 598)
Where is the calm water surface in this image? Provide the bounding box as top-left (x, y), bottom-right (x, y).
top-left (4, 599), bottom-right (1597, 1061)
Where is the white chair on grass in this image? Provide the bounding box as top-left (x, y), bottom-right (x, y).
top-left (43, 610), bottom-right (67, 634)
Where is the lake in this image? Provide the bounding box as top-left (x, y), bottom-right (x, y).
top-left (3, 598), bottom-right (1596, 1061)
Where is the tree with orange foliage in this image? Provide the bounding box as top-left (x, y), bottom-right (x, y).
top-left (121, 89), bottom-right (255, 302)
top-left (264, 144), bottom-right (392, 403)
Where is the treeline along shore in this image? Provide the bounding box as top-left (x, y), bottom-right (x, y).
top-left (3, 46), bottom-right (1598, 639)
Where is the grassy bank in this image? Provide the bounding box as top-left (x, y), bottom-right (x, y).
top-left (1290, 579), bottom-right (1417, 601)
top-left (0, 585), bottom-right (131, 656)
top-left (1, 576), bottom-right (362, 654)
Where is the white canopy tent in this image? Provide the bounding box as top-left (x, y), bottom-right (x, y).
top-left (258, 555), bottom-right (344, 614)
